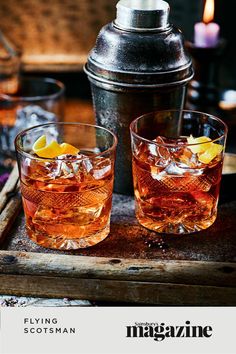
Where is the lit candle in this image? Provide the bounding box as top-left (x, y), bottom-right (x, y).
top-left (194, 0), bottom-right (220, 47)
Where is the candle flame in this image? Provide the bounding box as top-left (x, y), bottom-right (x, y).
top-left (203, 0), bottom-right (215, 24)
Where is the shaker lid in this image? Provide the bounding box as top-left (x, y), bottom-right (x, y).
top-left (84, 1), bottom-right (194, 88)
top-left (115, 0), bottom-right (170, 31)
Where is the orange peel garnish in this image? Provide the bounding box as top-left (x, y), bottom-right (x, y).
top-left (60, 142), bottom-right (80, 155)
top-left (198, 143), bottom-right (223, 164)
top-left (187, 135), bottom-right (212, 154)
top-left (32, 135), bottom-right (79, 158)
top-left (187, 135), bottom-right (223, 164)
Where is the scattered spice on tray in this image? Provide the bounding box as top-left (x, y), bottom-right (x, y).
top-left (144, 237), bottom-right (169, 251)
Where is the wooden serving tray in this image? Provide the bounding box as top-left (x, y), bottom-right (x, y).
top-left (0, 177), bottom-right (236, 305)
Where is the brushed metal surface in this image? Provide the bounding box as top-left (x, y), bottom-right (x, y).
top-left (85, 11), bottom-right (193, 194)
top-left (115, 0), bottom-right (170, 31)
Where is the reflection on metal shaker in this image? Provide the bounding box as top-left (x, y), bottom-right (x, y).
top-left (85, 0), bottom-right (194, 194)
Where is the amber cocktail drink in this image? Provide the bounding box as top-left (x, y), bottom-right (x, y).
top-left (15, 123), bottom-right (117, 250)
top-left (130, 111), bottom-right (227, 234)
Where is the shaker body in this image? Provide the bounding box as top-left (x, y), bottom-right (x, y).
top-left (90, 81), bottom-right (187, 194)
top-left (85, 1), bottom-right (193, 195)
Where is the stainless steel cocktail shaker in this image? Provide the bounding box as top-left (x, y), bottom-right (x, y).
top-left (84, 0), bottom-right (193, 194)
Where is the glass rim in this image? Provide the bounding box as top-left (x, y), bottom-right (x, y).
top-left (0, 77), bottom-right (65, 102)
top-left (15, 122), bottom-right (118, 162)
top-left (130, 109), bottom-right (228, 148)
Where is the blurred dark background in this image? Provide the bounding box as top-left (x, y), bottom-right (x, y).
top-left (169, 0), bottom-right (235, 90)
top-left (0, 0), bottom-right (235, 92)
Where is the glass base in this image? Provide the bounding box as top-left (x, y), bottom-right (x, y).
top-left (27, 224), bottom-right (110, 250)
top-left (136, 212), bottom-right (217, 234)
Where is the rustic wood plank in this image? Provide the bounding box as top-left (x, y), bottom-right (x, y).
top-left (0, 295), bottom-right (91, 307)
top-left (23, 63), bottom-right (85, 73)
top-left (0, 250), bottom-right (235, 287)
top-left (0, 164), bottom-right (19, 213)
top-left (0, 274), bottom-right (235, 306)
top-left (0, 196), bottom-right (21, 246)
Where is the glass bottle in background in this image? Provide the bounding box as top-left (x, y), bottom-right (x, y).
top-left (0, 30), bottom-right (21, 95)
top-left (0, 30), bottom-right (21, 183)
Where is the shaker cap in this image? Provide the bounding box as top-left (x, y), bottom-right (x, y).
top-left (84, 1), bottom-right (193, 89)
top-left (115, 0), bottom-right (170, 31)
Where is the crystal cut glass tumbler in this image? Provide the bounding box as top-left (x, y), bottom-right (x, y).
top-left (15, 122), bottom-right (117, 250)
top-left (130, 110), bottom-right (228, 234)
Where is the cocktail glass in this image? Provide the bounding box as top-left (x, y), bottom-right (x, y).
top-left (130, 110), bottom-right (228, 234)
top-left (0, 77), bottom-right (65, 162)
top-left (15, 122), bottom-right (117, 250)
